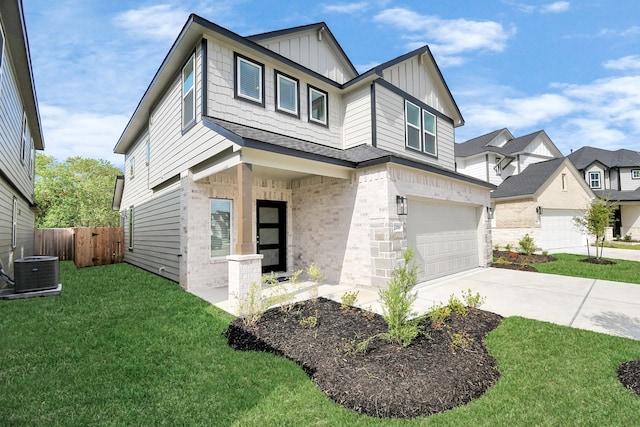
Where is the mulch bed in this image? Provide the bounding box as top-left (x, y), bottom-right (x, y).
top-left (618, 360), bottom-right (640, 396)
top-left (225, 297), bottom-right (503, 419)
top-left (491, 250), bottom-right (557, 271)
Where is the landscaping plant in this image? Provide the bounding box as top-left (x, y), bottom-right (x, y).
top-left (519, 233), bottom-right (536, 255)
top-left (573, 198), bottom-right (614, 259)
top-left (378, 248), bottom-right (421, 347)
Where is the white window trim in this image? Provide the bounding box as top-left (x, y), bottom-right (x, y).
top-left (276, 72), bottom-right (299, 116)
top-left (422, 110), bottom-right (437, 156)
top-left (589, 172), bottom-right (601, 189)
top-left (236, 55), bottom-right (263, 104)
top-left (12, 197), bottom-right (17, 249)
top-left (632, 169), bottom-right (640, 180)
top-left (129, 157), bottom-right (135, 180)
top-left (210, 199), bottom-right (233, 258)
top-left (308, 86), bottom-right (328, 126)
top-left (182, 54), bottom-right (196, 129)
top-left (405, 100), bottom-right (421, 151)
top-left (20, 113), bottom-right (28, 164)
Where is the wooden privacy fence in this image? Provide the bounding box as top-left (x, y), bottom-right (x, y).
top-left (35, 227), bottom-right (125, 268)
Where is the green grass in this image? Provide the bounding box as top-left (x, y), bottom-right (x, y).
top-left (535, 253), bottom-right (640, 284)
top-left (1, 262), bottom-right (639, 425)
top-left (604, 242), bottom-right (640, 250)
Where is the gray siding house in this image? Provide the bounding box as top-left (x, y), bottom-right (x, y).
top-left (0, 0), bottom-right (44, 277)
top-left (568, 146), bottom-right (640, 239)
top-left (113, 15), bottom-right (494, 295)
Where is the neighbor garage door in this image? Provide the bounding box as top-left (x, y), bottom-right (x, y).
top-left (540, 209), bottom-right (586, 249)
top-left (407, 201), bottom-right (480, 282)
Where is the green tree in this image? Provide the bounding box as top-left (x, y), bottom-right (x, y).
top-left (573, 198), bottom-right (614, 259)
top-left (35, 154), bottom-right (123, 228)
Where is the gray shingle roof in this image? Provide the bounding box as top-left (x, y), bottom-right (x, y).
top-left (491, 157), bottom-right (565, 199)
top-left (595, 189), bottom-right (640, 202)
top-left (456, 129), bottom-right (551, 159)
top-left (204, 117), bottom-right (494, 189)
top-left (568, 146), bottom-right (640, 170)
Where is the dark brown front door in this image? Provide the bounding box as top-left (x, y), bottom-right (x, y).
top-left (257, 200), bottom-right (286, 273)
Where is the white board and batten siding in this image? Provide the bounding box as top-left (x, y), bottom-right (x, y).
top-left (205, 37), bottom-right (344, 151)
top-left (342, 86), bottom-right (372, 149)
top-left (253, 30), bottom-right (356, 85)
top-left (374, 83), bottom-right (455, 171)
top-left (456, 156), bottom-right (488, 182)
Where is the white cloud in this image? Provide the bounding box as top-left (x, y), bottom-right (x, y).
top-left (322, 2), bottom-right (370, 14)
top-left (598, 26), bottom-right (640, 38)
top-left (604, 55), bottom-right (640, 70)
top-left (40, 104), bottom-right (128, 168)
top-left (540, 1), bottom-right (570, 13)
top-left (114, 4), bottom-right (190, 41)
top-left (374, 8), bottom-right (515, 66)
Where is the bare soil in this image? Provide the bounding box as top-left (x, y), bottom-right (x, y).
top-left (225, 297), bottom-right (503, 419)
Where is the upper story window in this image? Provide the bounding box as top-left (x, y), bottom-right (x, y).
top-left (423, 110), bottom-right (437, 156)
top-left (129, 157), bottom-right (135, 180)
top-left (561, 173), bottom-right (567, 190)
top-left (182, 54), bottom-right (195, 128)
top-left (494, 157), bottom-right (502, 176)
top-left (308, 85), bottom-right (328, 126)
top-left (235, 54), bottom-right (264, 105)
top-left (20, 113), bottom-right (29, 164)
top-left (589, 172), bottom-right (601, 189)
top-left (632, 169), bottom-right (640, 180)
top-left (275, 72), bottom-right (299, 117)
top-left (405, 101), bottom-right (421, 150)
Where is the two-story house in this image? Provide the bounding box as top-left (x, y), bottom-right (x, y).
top-left (112, 15), bottom-right (494, 296)
top-left (0, 0), bottom-right (45, 279)
top-left (456, 129), bottom-right (594, 250)
top-left (568, 146), bottom-right (640, 239)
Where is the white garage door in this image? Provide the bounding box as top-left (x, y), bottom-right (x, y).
top-left (407, 201), bottom-right (480, 282)
top-left (541, 209), bottom-right (587, 249)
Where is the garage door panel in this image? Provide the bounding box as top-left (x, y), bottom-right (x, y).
top-left (407, 202), bottom-right (479, 282)
top-left (541, 209), bottom-right (586, 249)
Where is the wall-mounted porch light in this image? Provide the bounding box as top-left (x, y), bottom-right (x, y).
top-left (536, 206), bottom-right (543, 215)
top-left (396, 195), bottom-right (408, 216)
top-left (486, 206), bottom-right (494, 219)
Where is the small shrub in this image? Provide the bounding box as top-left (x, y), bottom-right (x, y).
top-left (448, 330), bottom-right (474, 353)
top-left (504, 243), bottom-right (512, 252)
top-left (237, 280), bottom-right (269, 327)
top-left (624, 233), bottom-right (632, 241)
top-left (519, 234), bottom-right (536, 255)
top-left (460, 288), bottom-right (485, 309)
top-left (541, 250), bottom-right (548, 256)
top-left (493, 256), bottom-right (509, 264)
top-left (299, 314), bottom-right (318, 329)
top-left (378, 248), bottom-right (421, 347)
top-left (493, 243), bottom-right (500, 251)
top-left (306, 263), bottom-right (324, 300)
top-left (340, 290), bottom-right (359, 310)
top-left (429, 302), bottom-right (451, 328)
top-left (447, 294), bottom-right (468, 316)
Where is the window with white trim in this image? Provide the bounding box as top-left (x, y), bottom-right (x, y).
top-left (236, 55), bottom-right (263, 104)
top-left (632, 169), bottom-right (640, 180)
top-left (589, 172), bottom-right (601, 189)
top-left (12, 197), bottom-right (17, 249)
top-left (210, 199), bottom-right (232, 257)
top-left (129, 157), bottom-right (135, 180)
top-left (276, 72), bottom-right (299, 116)
top-left (182, 54), bottom-right (195, 128)
top-left (308, 86), bottom-right (328, 126)
top-left (20, 113), bottom-right (29, 164)
top-left (423, 110), bottom-right (437, 156)
top-left (405, 101), bottom-right (421, 150)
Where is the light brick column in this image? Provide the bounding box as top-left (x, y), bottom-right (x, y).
top-left (227, 254), bottom-right (263, 300)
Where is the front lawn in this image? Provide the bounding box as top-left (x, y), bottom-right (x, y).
top-left (535, 253), bottom-right (640, 284)
top-left (1, 262), bottom-right (639, 425)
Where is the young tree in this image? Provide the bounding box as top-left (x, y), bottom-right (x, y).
top-left (35, 154), bottom-right (123, 228)
top-left (573, 198), bottom-right (614, 259)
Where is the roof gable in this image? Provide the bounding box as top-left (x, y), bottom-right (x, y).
top-left (455, 128), bottom-right (513, 158)
top-left (568, 146), bottom-right (640, 170)
top-left (247, 22), bottom-right (357, 83)
top-left (491, 157), bottom-right (564, 199)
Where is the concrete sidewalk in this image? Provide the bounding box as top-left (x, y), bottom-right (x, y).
top-left (196, 255), bottom-right (640, 342)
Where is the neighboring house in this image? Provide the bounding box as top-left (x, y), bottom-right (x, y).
top-left (568, 146), bottom-right (640, 239)
top-left (455, 128), bottom-right (563, 185)
top-left (0, 0), bottom-right (45, 277)
top-left (112, 15), bottom-right (494, 294)
top-left (490, 158), bottom-right (594, 250)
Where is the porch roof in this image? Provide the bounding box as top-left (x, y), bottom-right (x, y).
top-left (595, 189), bottom-right (640, 202)
top-left (204, 116), bottom-right (495, 189)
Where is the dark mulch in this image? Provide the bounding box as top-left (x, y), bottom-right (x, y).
top-left (491, 250), bottom-right (557, 271)
top-left (581, 257), bottom-right (616, 265)
top-left (618, 360), bottom-right (640, 396)
top-left (225, 297), bottom-right (503, 419)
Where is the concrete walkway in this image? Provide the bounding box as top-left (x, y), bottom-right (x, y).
top-left (193, 247), bottom-right (640, 342)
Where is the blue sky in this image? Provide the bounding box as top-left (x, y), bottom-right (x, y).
top-left (23, 0), bottom-right (640, 170)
